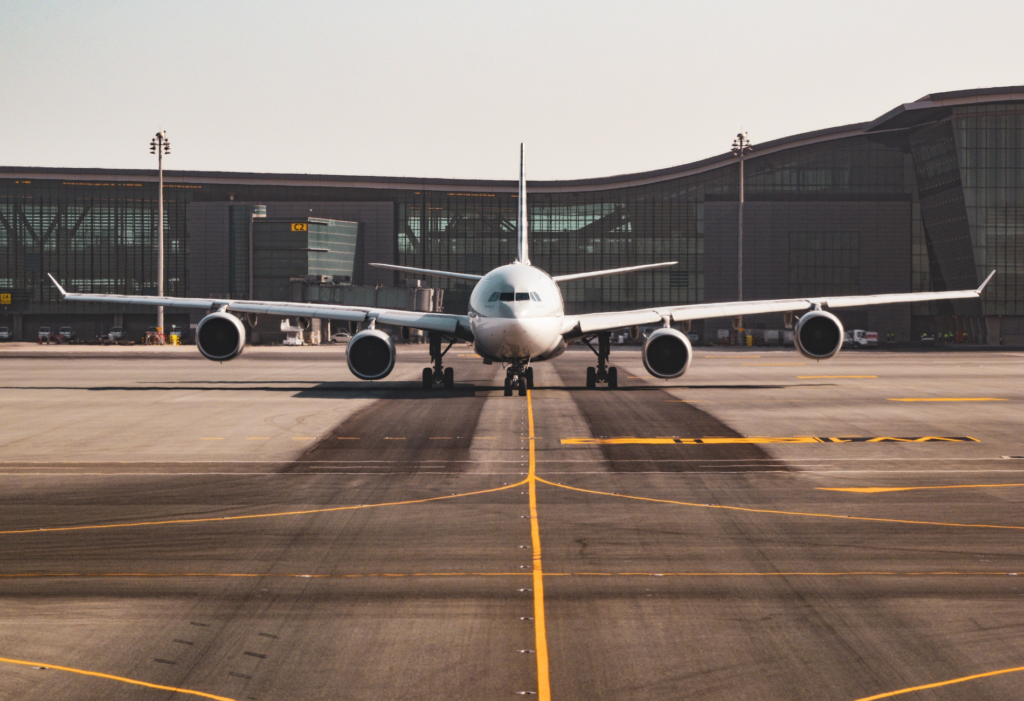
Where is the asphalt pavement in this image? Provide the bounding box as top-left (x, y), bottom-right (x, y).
top-left (1, 343), bottom-right (1024, 700)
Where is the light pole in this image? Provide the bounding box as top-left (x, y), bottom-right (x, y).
top-left (150, 131), bottom-right (170, 334)
top-left (731, 132), bottom-right (752, 338)
top-left (731, 132), bottom-right (753, 303)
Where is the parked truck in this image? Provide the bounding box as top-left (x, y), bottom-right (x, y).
top-left (843, 329), bottom-right (878, 348)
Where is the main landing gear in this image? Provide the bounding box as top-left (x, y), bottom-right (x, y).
top-left (503, 363), bottom-right (534, 397)
top-left (422, 332), bottom-right (455, 389)
top-left (583, 331), bottom-right (617, 390)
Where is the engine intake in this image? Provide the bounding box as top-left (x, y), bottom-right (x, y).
top-left (346, 329), bottom-right (396, 380)
top-left (196, 312), bottom-right (246, 361)
top-left (642, 328), bottom-right (692, 379)
top-left (794, 310), bottom-right (844, 360)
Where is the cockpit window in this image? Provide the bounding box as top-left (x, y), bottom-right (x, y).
top-left (487, 292), bottom-right (499, 302)
top-left (515, 292), bottom-right (530, 301)
top-left (530, 292), bottom-right (542, 302)
top-left (499, 292), bottom-right (514, 302)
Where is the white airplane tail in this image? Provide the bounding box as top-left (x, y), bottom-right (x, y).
top-left (517, 143), bottom-right (530, 265)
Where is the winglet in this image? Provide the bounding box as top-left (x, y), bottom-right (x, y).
top-left (46, 273), bottom-right (68, 298)
top-left (977, 269), bottom-right (996, 294)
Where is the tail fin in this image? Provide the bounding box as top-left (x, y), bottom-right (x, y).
top-left (516, 143), bottom-right (530, 265)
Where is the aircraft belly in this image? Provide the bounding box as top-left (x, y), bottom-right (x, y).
top-left (471, 316), bottom-right (561, 360)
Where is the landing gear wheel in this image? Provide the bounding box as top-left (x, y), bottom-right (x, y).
top-left (518, 378), bottom-right (528, 396)
top-left (422, 368), bottom-right (432, 389)
top-left (443, 367), bottom-right (454, 389)
top-left (525, 367), bottom-right (534, 389)
top-left (608, 366), bottom-right (618, 389)
top-left (504, 376), bottom-right (513, 396)
top-left (586, 366), bottom-right (596, 389)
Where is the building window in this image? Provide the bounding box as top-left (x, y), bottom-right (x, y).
top-left (789, 232), bottom-right (859, 297)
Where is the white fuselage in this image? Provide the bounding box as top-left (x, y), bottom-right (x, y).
top-left (467, 264), bottom-right (566, 362)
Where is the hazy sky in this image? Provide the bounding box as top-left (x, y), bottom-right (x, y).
top-left (2, 0), bottom-right (1022, 180)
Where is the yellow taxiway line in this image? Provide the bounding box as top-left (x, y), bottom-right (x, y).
top-left (799, 375), bottom-right (877, 379)
top-left (535, 479), bottom-right (1024, 531)
top-left (561, 436), bottom-right (978, 445)
top-left (526, 389), bottom-right (551, 701)
top-left (820, 482), bottom-right (1024, 494)
top-left (888, 397), bottom-right (1007, 402)
top-left (0, 655), bottom-right (237, 701)
top-left (852, 664), bottom-right (1024, 700)
top-left (0, 481), bottom-right (527, 536)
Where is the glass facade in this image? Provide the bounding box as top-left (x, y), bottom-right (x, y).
top-left (0, 180), bottom-right (188, 309)
top-left (2, 88), bottom-right (1023, 342)
top-left (953, 103), bottom-right (1024, 316)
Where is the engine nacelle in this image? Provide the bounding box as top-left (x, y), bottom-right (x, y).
top-left (642, 327), bottom-right (693, 379)
top-left (196, 312), bottom-right (246, 361)
top-left (795, 310), bottom-right (844, 360)
top-left (346, 329), bottom-right (396, 380)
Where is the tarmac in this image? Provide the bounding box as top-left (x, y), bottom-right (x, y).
top-left (1, 342), bottom-right (1023, 700)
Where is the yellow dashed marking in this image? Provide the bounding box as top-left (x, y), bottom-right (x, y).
top-left (200, 437), bottom-right (223, 441)
top-left (888, 397), bottom-right (1007, 402)
top-left (561, 436), bottom-right (978, 446)
top-left (383, 437), bottom-right (406, 440)
top-left (457, 353), bottom-right (481, 357)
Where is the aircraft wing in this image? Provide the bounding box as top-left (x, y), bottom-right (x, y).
top-left (46, 274), bottom-right (471, 338)
top-left (562, 271), bottom-right (996, 336)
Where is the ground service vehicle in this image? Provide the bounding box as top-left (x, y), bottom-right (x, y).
top-left (844, 330), bottom-right (878, 348)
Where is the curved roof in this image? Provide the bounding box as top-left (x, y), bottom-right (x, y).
top-left (3, 86), bottom-right (1023, 195)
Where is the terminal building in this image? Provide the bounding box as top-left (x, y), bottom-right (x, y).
top-left (1, 86), bottom-right (1023, 343)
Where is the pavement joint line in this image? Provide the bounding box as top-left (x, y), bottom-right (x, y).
top-left (851, 664), bottom-right (1024, 701)
top-left (3, 571), bottom-right (1024, 579)
top-left (0, 655), bottom-right (237, 701)
top-left (534, 478), bottom-right (1024, 531)
top-left (0, 481), bottom-right (529, 536)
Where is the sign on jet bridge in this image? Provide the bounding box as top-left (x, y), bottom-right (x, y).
top-left (0, 294), bottom-right (10, 305)
top-left (291, 223), bottom-right (308, 231)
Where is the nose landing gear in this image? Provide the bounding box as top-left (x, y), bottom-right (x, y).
top-left (503, 363), bottom-right (533, 397)
top-left (584, 332), bottom-right (618, 389)
top-left (422, 332), bottom-right (456, 389)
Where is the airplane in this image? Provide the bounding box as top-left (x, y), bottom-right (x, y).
top-left (48, 145), bottom-right (995, 397)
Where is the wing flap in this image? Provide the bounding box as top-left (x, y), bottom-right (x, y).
top-left (574, 309), bottom-right (664, 334)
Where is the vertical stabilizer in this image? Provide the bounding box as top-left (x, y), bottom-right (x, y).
top-left (517, 143), bottom-right (530, 265)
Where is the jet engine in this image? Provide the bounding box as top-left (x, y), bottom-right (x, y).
top-left (794, 310), bottom-right (844, 360)
top-left (196, 312), bottom-right (246, 361)
top-left (642, 328), bottom-right (693, 379)
top-left (346, 329), bottom-right (396, 380)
